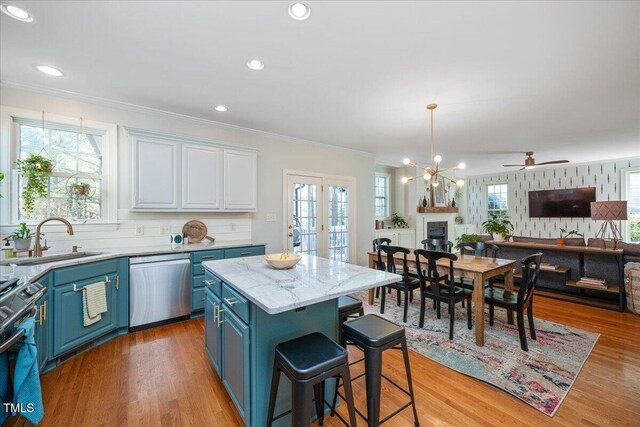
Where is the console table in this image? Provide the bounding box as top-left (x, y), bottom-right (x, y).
top-left (489, 241), bottom-right (625, 311)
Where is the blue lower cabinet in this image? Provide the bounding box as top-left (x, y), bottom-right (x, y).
top-left (221, 307), bottom-right (250, 423)
top-left (51, 258), bottom-right (129, 358)
top-left (205, 287), bottom-right (222, 375)
top-left (52, 277), bottom-right (118, 357)
top-left (192, 287), bottom-right (205, 312)
top-left (34, 274), bottom-right (50, 372)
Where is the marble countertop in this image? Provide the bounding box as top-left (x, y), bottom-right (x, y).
top-left (203, 254), bottom-right (401, 314)
top-left (0, 240), bottom-right (266, 283)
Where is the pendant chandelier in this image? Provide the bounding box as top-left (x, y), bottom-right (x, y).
top-left (401, 104), bottom-right (465, 187)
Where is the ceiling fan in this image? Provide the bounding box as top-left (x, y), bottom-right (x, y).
top-left (503, 152), bottom-right (569, 170)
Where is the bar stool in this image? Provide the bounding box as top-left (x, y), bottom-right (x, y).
top-left (338, 295), bottom-right (364, 346)
top-left (266, 332), bottom-right (358, 427)
top-left (333, 314), bottom-right (420, 427)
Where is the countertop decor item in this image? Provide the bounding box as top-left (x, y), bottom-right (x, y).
top-left (400, 104), bottom-right (466, 188)
top-left (182, 220), bottom-right (215, 243)
top-left (265, 252), bottom-right (302, 269)
top-left (591, 201), bottom-right (627, 249)
top-left (11, 223), bottom-right (33, 250)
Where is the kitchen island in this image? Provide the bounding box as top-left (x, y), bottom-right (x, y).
top-left (202, 254), bottom-right (400, 427)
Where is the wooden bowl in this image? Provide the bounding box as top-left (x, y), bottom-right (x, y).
top-left (265, 253), bottom-right (302, 269)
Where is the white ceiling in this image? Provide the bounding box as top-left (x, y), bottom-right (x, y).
top-left (1, 1), bottom-right (639, 175)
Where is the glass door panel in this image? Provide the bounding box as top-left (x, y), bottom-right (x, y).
top-left (287, 175), bottom-right (323, 256)
top-left (327, 185), bottom-right (350, 262)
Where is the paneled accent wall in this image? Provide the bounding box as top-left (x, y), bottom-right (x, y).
top-left (465, 158), bottom-right (639, 239)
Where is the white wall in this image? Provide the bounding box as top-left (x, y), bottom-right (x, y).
top-left (0, 86), bottom-right (376, 265)
top-left (465, 158), bottom-right (640, 239)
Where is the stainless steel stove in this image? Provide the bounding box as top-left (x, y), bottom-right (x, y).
top-left (0, 278), bottom-right (46, 353)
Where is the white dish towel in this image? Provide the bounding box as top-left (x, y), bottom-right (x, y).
top-left (82, 281), bottom-right (108, 327)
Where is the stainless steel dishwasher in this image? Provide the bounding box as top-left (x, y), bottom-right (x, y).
top-left (129, 253), bottom-right (191, 330)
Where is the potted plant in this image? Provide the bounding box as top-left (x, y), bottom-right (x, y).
top-left (557, 228), bottom-right (583, 245)
top-left (391, 212), bottom-right (409, 228)
top-left (16, 154), bottom-right (53, 213)
top-left (455, 233), bottom-right (481, 249)
top-left (482, 213), bottom-right (514, 241)
top-left (12, 222), bottom-right (33, 250)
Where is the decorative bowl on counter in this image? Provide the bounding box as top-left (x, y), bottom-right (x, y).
top-left (265, 252), bottom-right (302, 269)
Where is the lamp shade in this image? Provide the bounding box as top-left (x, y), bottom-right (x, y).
top-left (590, 201), bottom-right (628, 220)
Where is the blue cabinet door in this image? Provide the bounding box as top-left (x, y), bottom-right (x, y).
top-left (205, 287), bottom-right (222, 375)
top-left (224, 245), bottom-right (265, 259)
top-left (221, 307), bottom-right (250, 424)
top-left (52, 273), bottom-right (119, 357)
top-left (35, 290), bottom-right (49, 372)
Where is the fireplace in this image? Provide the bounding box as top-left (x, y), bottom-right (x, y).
top-left (427, 221), bottom-right (448, 240)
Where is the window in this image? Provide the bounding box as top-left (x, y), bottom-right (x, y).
top-left (623, 169), bottom-right (640, 243)
top-left (374, 173), bottom-right (389, 218)
top-left (487, 183), bottom-right (508, 218)
top-left (14, 117), bottom-right (106, 222)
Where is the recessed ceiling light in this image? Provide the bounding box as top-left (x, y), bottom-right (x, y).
top-left (247, 59), bottom-right (264, 71)
top-left (35, 65), bottom-right (64, 77)
top-left (1, 4), bottom-right (33, 22)
top-left (288, 2), bottom-right (310, 21)
top-left (214, 105), bottom-right (228, 112)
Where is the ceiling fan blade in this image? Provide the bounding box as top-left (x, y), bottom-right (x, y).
top-left (535, 160), bottom-right (570, 166)
top-left (502, 164), bottom-right (525, 167)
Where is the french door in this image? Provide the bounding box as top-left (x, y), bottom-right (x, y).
top-left (285, 173), bottom-right (355, 263)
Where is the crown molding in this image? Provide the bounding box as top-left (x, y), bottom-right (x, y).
top-left (0, 80), bottom-right (376, 158)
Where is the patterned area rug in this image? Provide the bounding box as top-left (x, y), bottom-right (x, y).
top-left (352, 291), bottom-right (599, 416)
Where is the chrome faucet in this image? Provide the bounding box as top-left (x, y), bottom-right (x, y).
top-left (34, 217), bottom-right (74, 257)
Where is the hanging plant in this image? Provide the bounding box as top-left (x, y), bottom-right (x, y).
top-left (15, 154), bottom-right (53, 213)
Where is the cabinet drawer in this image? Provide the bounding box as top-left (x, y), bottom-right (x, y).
top-left (192, 274), bottom-right (207, 288)
top-left (192, 250), bottom-right (225, 264)
top-left (225, 246), bottom-right (265, 259)
top-left (53, 259), bottom-right (121, 285)
top-left (222, 283), bottom-right (249, 324)
top-left (205, 271), bottom-right (222, 297)
top-left (192, 263), bottom-right (206, 276)
top-left (192, 287), bottom-right (205, 312)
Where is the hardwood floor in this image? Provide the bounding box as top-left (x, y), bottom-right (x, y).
top-left (26, 296), bottom-right (640, 426)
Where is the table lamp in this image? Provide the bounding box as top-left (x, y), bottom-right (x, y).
top-left (590, 201), bottom-right (627, 249)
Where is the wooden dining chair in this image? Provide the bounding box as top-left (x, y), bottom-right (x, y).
top-left (378, 245), bottom-right (421, 323)
top-left (457, 241), bottom-right (501, 291)
top-left (485, 253), bottom-right (543, 351)
top-left (373, 238), bottom-right (392, 298)
top-left (414, 249), bottom-right (473, 339)
top-left (421, 238), bottom-right (454, 253)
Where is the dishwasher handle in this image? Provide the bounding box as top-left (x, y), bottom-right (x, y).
top-left (130, 258), bottom-right (191, 270)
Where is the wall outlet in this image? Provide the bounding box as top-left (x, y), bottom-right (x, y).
top-left (266, 213), bottom-right (276, 222)
top-left (135, 225), bottom-right (144, 236)
top-left (160, 224), bottom-right (172, 234)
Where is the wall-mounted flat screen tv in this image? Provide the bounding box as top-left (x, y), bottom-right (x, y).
top-left (528, 187), bottom-right (596, 218)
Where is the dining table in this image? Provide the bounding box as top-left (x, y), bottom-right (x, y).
top-left (367, 250), bottom-right (517, 346)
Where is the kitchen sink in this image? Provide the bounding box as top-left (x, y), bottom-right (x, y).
top-left (0, 252), bottom-right (105, 266)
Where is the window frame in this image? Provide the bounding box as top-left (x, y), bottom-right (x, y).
top-left (621, 166), bottom-right (640, 243)
top-left (0, 106), bottom-right (118, 228)
top-left (374, 172), bottom-right (390, 219)
top-left (486, 182), bottom-right (509, 219)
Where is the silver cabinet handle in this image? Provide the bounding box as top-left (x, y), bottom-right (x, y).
top-left (224, 297), bottom-right (239, 306)
top-left (240, 252), bottom-right (252, 256)
top-left (204, 280), bottom-right (215, 285)
top-left (217, 308), bottom-right (226, 327)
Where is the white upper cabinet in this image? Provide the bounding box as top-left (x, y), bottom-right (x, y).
top-left (182, 144), bottom-right (222, 210)
top-left (132, 136), bottom-right (179, 209)
top-left (127, 127), bottom-right (257, 212)
top-left (224, 150), bottom-right (257, 211)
